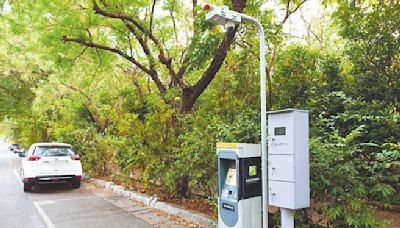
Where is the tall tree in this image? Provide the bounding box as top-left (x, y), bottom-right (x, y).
top-left (10, 0), bottom-right (247, 113)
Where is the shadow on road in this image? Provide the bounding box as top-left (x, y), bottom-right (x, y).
top-left (29, 183), bottom-right (77, 194)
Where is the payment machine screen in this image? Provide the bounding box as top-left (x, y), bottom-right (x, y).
top-left (225, 168), bottom-right (237, 186)
top-left (219, 158), bottom-right (238, 202)
top-left (274, 127), bottom-right (286, 136)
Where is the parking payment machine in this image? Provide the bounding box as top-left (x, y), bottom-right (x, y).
top-left (217, 143), bottom-right (262, 228)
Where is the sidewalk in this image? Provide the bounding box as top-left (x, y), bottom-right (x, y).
top-left (85, 177), bottom-right (216, 228)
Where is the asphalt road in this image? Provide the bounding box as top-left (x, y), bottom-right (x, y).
top-left (0, 143), bottom-right (185, 228)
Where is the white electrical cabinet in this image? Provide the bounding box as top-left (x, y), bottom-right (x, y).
top-left (267, 109), bottom-right (309, 210)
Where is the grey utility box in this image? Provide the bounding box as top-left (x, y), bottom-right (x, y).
top-left (267, 109), bottom-right (310, 210)
top-left (217, 143), bottom-right (262, 228)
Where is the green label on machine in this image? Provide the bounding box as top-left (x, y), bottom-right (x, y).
top-left (249, 165), bottom-right (257, 176)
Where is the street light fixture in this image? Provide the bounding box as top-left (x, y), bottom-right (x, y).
top-left (204, 4), bottom-right (241, 29)
top-left (204, 4), bottom-right (269, 228)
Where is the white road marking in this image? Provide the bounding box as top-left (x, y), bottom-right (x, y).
top-left (37, 196), bottom-right (94, 205)
top-left (33, 201), bottom-right (56, 228)
top-left (13, 169), bottom-right (23, 186)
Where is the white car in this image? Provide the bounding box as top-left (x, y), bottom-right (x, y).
top-left (21, 142), bottom-right (82, 192)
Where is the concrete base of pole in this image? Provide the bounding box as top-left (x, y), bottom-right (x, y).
top-left (281, 208), bottom-right (294, 228)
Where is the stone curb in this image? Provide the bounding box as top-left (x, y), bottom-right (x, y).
top-left (86, 177), bottom-right (216, 227)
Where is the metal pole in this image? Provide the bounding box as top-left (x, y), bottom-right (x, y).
top-left (206, 7), bottom-right (268, 226)
top-left (281, 208), bottom-right (294, 228)
top-left (240, 15), bottom-right (268, 228)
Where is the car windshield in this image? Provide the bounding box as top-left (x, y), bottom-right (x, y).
top-left (33, 146), bottom-right (75, 157)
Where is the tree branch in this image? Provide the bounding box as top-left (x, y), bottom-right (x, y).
top-left (128, 34), bottom-right (133, 57)
top-left (124, 22), bottom-right (155, 69)
top-left (149, 0), bottom-right (156, 35)
top-left (62, 36), bottom-right (166, 93)
top-left (180, 0), bottom-right (247, 112)
top-left (72, 47), bottom-right (89, 61)
top-left (192, 0), bottom-right (198, 36)
top-left (191, 27), bottom-right (238, 101)
top-left (86, 107), bottom-right (104, 132)
top-left (125, 23), bottom-right (181, 88)
top-left (169, 2), bottom-right (179, 42)
top-left (177, 55), bottom-right (189, 80)
top-left (93, 0), bottom-right (174, 77)
top-left (31, 69), bottom-right (50, 78)
top-left (62, 36), bottom-right (149, 73)
top-left (283, 0), bottom-right (291, 23)
top-left (93, 1), bottom-right (145, 31)
top-left (61, 82), bottom-right (92, 102)
top-left (282, 0), bottom-right (308, 24)
top-left (292, 0), bottom-right (308, 18)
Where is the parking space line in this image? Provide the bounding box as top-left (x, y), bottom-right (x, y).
top-left (37, 196), bottom-right (95, 205)
top-left (33, 201), bottom-right (56, 228)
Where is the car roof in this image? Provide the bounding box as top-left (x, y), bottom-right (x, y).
top-left (31, 142), bottom-right (72, 147)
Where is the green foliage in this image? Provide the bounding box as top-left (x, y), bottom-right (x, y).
top-left (335, 3), bottom-right (400, 109)
top-left (273, 45), bottom-right (322, 109)
top-left (308, 124), bottom-right (394, 227)
top-left (1, 1), bottom-right (399, 227)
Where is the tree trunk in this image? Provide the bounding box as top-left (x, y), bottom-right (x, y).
top-left (180, 87), bottom-right (195, 113)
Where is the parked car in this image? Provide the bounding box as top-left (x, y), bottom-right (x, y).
top-left (16, 148), bottom-right (26, 157)
top-left (20, 142), bottom-right (82, 192)
top-left (9, 143), bottom-right (20, 153)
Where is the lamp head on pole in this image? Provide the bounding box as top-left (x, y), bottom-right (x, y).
top-left (203, 4), bottom-right (241, 29)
